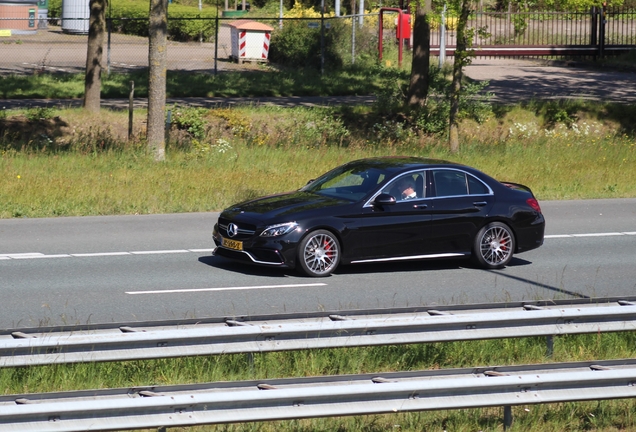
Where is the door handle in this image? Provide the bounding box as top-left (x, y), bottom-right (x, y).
top-left (413, 204), bottom-right (428, 209)
top-left (473, 201), bottom-right (488, 207)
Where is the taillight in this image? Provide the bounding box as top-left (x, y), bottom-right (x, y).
top-left (526, 198), bottom-right (542, 213)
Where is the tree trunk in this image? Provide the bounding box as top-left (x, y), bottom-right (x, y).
top-left (147, 0), bottom-right (168, 162)
top-left (448, 0), bottom-right (471, 154)
top-left (406, 0), bottom-right (432, 107)
top-left (83, 0), bottom-right (107, 113)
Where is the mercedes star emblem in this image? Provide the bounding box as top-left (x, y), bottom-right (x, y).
top-left (227, 223), bottom-right (238, 238)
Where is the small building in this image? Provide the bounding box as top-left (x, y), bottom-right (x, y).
top-left (0, 1), bottom-right (38, 34)
top-left (228, 20), bottom-right (274, 64)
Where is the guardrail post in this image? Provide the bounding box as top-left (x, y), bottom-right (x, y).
top-left (247, 352), bottom-right (254, 372)
top-left (503, 405), bottom-right (513, 430)
top-left (546, 335), bottom-right (554, 358)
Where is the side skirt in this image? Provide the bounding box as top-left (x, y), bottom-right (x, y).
top-left (350, 253), bottom-right (467, 264)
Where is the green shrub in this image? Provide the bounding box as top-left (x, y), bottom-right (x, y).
top-left (540, 100), bottom-right (579, 128)
top-left (25, 107), bottom-right (55, 122)
top-left (171, 107), bottom-right (209, 140)
top-left (48, 0), bottom-right (61, 17)
top-left (269, 21), bottom-right (322, 68)
top-left (50, 0), bottom-right (219, 41)
top-left (167, 13), bottom-right (217, 42)
top-left (269, 20), bottom-right (343, 69)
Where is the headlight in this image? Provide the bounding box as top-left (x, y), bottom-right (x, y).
top-left (260, 222), bottom-right (299, 237)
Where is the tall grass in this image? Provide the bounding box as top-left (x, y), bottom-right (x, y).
top-left (2, 101), bottom-right (635, 218)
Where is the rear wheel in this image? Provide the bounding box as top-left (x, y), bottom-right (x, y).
top-left (297, 230), bottom-right (340, 277)
top-left (473, 222), bottom-right (515, 269)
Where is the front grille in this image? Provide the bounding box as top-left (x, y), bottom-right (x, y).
top-left (218, 218), bottom-right (257, 240)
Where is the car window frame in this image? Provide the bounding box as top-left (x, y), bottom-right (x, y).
top-left (430, 168), bottom-right (494, 198)
top-left (364, 169), bottom-right (430, 207)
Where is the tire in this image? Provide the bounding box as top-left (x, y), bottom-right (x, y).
top-left (473, 222), bottom-right (515, 269)
top-left (297, 230), bottom-right (341, 277)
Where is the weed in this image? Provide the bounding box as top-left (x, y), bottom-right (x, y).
top-left (541, 101), bottom-right (579, 128)
top-left (25, 107), bottom-right (55, 122)
top-left (171, 107), bottom-right (208, 140)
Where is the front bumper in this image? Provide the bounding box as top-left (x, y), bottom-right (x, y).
top-left (213, 223), bottom-right (299, 268)
top-left (213, 246), bottom-right (287, 266)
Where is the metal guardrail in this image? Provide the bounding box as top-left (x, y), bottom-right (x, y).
top-left (1, 297), bottom-right (636, 367)
top-left (2, 358), bottom-right (636, 431)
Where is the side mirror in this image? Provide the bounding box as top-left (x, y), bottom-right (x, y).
top-left (373, 193), bottom-right (396, 206)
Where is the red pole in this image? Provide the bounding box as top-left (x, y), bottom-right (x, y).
top-left (398, 11), bottom-right (403, 68)
top-left (378, 7), bottom-right (405, 68)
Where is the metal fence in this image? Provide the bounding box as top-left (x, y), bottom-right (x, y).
top-left (0, 7), bottom-right (635, 75)
top-left (432, 6), bottom-right (636, 57)
top-left (0, 15), bottom-right (374, 75)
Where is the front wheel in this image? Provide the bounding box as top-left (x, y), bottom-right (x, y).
top-left (473, 222), bottom-right (515, 269)
top-left (297, 230), bottom-right (340, 277)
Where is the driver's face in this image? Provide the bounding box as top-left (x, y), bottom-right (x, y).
top-left (398, 180), bottom-right (412, 191)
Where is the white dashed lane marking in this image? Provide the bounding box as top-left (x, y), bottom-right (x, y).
top-left (1, 232), bottom-right (634, 260)
top-left (0, 249), bottom-right (215, 260)
top-left (126, 283), bottom-right (328, 295)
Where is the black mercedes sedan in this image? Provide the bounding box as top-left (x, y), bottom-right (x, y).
top-left (213, 157), bottom-right (545, 277)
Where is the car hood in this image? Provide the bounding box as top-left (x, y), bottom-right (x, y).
top-left (221, 191), bottom-right (353, 223)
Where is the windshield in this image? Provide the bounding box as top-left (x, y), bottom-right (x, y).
top-left (300, 165), bottom-right (388, 201)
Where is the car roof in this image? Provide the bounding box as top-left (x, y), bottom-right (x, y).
top-left (341, 157), bottom-right (500, 186)
top-left (345, 156), bottom-right (465, 173)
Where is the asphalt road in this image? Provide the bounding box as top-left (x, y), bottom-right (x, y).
top-left (1, 198), bottom-right (635, 330)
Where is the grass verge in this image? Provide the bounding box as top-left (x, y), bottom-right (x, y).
top-left (1, 100), bottom-right (635, 218)
top-left (0, 66), bottom-right (398, 99)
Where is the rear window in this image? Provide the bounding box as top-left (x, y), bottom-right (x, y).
top-left (468, 175), bottom-right (490, 195)
top-left (433, 170), bottom-right (491, 197)
top-left (433, 170), bottom-right (468, 197)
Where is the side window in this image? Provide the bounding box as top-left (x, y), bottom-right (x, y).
top-left (433, 170), bottom-right (468, 197)
top-left (382, 172), bottom-right (426, 201)
top-left (468, 174), bottom-right (490, 195)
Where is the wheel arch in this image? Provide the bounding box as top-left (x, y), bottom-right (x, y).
top-left (477, 217), bottom-right (521, 253)
top-left (298, 223), bottom-right (347, 259)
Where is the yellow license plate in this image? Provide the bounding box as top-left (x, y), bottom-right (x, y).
top-left (222, 237), bottom-right (243, 251)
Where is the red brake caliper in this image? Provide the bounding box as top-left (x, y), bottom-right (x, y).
top-left (324, 239), bottom-right (332, 258)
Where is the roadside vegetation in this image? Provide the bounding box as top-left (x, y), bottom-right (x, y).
top-left (1, 90), bottom-right (635, 218)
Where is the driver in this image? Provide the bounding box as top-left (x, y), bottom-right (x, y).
top-left (396, 178), bottom-right (417, 200)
